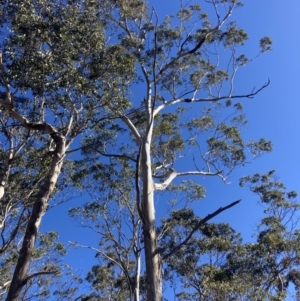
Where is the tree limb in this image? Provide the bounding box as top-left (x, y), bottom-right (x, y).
top-left (153, 4), bottom-right (234, 83)
top-left (86, 146), bottom-right (137, 163)
top-left (23, 270), bottom-right (58, 286)
top-left (68, 241), bottom-right (125, 271)
top-left (0, 98), bottom-right (58, 134)
top-left (162, 199), bottom-right (241, 260)
top-left (154, 170), bottom-right (221, 190)
top-left (154, 79), bottom-right (270, 116)
top-left (0, 280), bottom-right (11, 291)
top-left (120, 114), bottom-right (142, 145)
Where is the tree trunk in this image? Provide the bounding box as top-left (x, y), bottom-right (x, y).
top-left (6, 135), bottom-right (66, 301)
top-left (134, 250), bottom-right (141, 301)
top-left (141, 140), bottom-right (162, 301)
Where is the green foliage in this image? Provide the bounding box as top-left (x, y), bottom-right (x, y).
top-left (223, 21), bottom-right (248, 47)
top-left (80, 263), bottom-right (144, 301)
top-left (167, 180), bottom-right (206, 202)
top-left (260, 36), bottom-right (273, 52)
top-left (160, 171), bottom-right (300, 301)
top-left (0, 0), bottom-right (275, 300)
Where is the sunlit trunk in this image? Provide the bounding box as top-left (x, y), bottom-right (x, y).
top-left (134, 250), bottom-right (141, 301)
top-left (141, 139), bottom-right (162, 301)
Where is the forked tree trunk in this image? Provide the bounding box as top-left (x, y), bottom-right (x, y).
top-left (6, 134), bottom-right (66, 301)
top-left (141, 140), bottom-right (162, 301)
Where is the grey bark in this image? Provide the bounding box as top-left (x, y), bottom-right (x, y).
top-left (5, 133), bottom-right (66, 301)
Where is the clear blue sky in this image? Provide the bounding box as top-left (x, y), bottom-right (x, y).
top-left (41, 0), bottom-right (300, 299)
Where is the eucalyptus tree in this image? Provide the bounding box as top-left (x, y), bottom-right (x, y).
top-left (69, 156), bottom-right (146, 301)
top-left (0, 0), bottom-right (134, 299)
top-left (0, 107), bottom-right (82, 300)
top-left (158, 171), bottom-right (300, 301)
top-left (69, 0), bottom-right (272, 300)
top-left (0, 0), bottom-right (273, 300)
top-left (0, 110), bottom-right (62, 299)
top-left (0, 229), bottom-right (80, 301)
top-left (237, 171), bottom-right (300, 300)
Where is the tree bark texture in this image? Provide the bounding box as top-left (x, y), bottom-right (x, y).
top-left (141, 140), bottom-right (162, 301)
top-left (5, 134), bottom-right (66, 301)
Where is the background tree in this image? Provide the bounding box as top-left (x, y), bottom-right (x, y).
top-left (69, 155), bottom-right (145, 301)
top-left (157, 171), bottom-right (300, 301)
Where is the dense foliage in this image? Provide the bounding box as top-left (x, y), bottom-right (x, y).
top-left (1, 1), bottom-right (295, 301)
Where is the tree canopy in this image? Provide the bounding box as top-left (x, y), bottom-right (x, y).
top-left (1, 0), bottom-right (298, 301)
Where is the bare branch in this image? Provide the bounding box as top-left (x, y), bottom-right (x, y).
top-left (176, 170), bottom-right (221, 177)
top-left (154, 169), bottom-right (221, 191)
top-left (86, 146), bottom-right (137, 163)
top-left (162, 199), bottom-right (241, 260)
top-left (153, 4), bottom-right (235, 83)
top-left (153, 79), bottom-right (270, 116)
top-left (0, 280), bottom-right (11, 291)
top-left (68, 241), bottom-right (124, 271)
top-left (23, 270), bottom-right (58, 286)
top-left (0, 208), bottom-right (27, 254)
top-left (153, 170), bottom-right (177, 191)
top-left (0, 98), bottom-right (58, 134)
top-left (120, 114), bottom-right (142, 145)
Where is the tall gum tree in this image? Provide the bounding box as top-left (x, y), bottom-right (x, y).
top-left (0, 0), bottom-right (273, 300)
top-left (69, 0), bottom-right (272, 300)
top-left (156, 171), bottom-right (300, 300)
top-left (0, 0), bottom-right (135, 299)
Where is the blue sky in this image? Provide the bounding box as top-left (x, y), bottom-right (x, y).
top-left (40, 0), bottom-right (300, 299)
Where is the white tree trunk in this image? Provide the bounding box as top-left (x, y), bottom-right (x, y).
top-left (141, 139), bottom-right (162, 301)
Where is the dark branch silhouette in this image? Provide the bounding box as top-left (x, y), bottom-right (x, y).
top-left (162, 199), bottom-right (241, 260)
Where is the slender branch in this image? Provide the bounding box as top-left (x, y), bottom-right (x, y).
top-left (179, 23), bottom-right (197, 53)
top-left (0, 98), bottom-right (58, 134)
top-left (162, 199), bottom-right (241, 260)
top-left (68, 241), bottom-right (124, 271)
top-left (63, 91), bottom-right (77, 137)
top-left (86, 146), bottom-right (137, 163)
top-left (0, 280), bottom-right (11, 291)
top-left (150, 6), bottom-right (159, 127)
top-left (135, 249), bottom-right (141, 301)
top-left (120, 114), bottom-right (142, 145)
top-left (65, 146), bottom-right (83, 154)
top-left (176, 170), bottom-right (221, 177)
top-left (23, 271), bottom-right (58, 286)
top-left (0, 208), bottom-right (27, 254)
top-left (153, 79), bottom-right (270, 116)
top-left (153, 4), bottom-right (234, 83)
